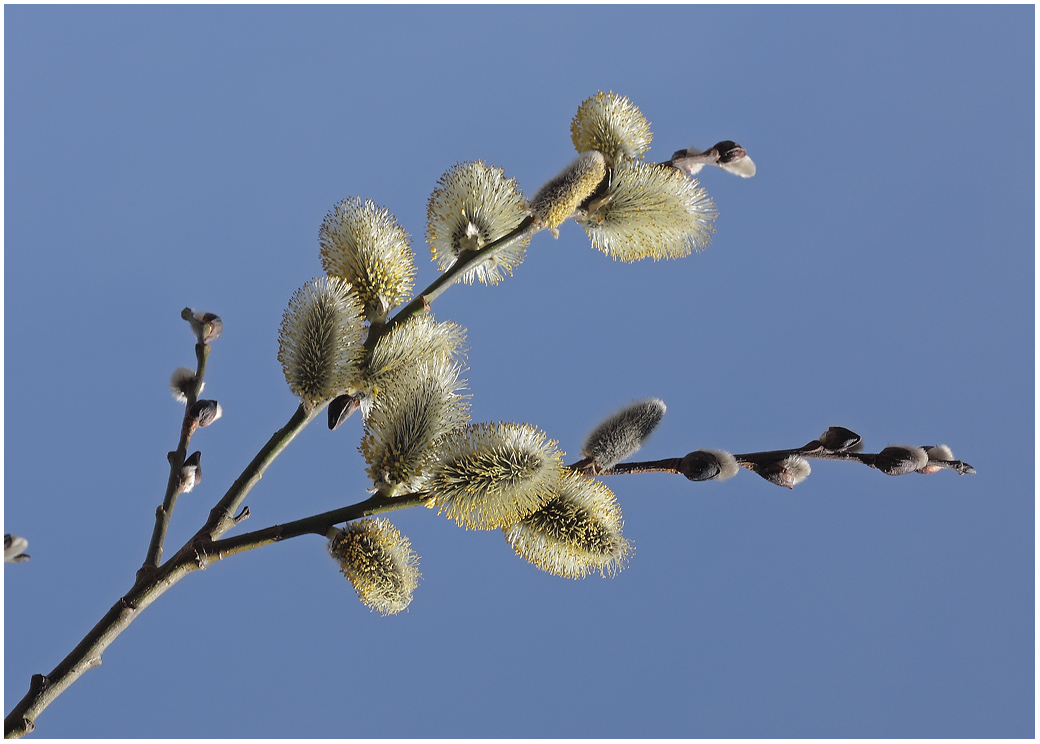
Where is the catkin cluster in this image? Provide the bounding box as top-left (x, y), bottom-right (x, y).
top-left (530, 91), bottom-right (720, 258)
top-left (276, 91), bottom-right (748, 613)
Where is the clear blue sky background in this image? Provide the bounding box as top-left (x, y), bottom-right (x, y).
top-left (4, 5), bottom-right (1033, 738)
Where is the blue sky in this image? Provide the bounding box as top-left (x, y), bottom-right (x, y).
top-left (4, 5), bottom-right (1033, 738)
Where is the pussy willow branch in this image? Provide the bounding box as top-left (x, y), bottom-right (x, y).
top-left (3, 399), bottom-right (326, 739)
top-left (6, 213), bottom-right (544, 739)
top-left (578, 447), bottom-right (976, 477)
top-left (141, 341), bottom-right (210, 573)
top-left (203, 492), bottom-right (429, 560)
top-left (3, 552), bottom-right (200, 738)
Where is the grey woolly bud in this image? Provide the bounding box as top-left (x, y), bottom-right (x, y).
top-left (679, 449), bottom-right (738, 482)
top-left (169, 367), bottom-right (202, 403)
top-left (917, 444), bottom-right (955, 475)
top-left (924, 444), bottom-right (955, 461)
top-left (750, 455), bottom-right (811, 489)
top-left (918, 445), bottom-right (975, 475)
top-left (582, 398), bottom-right (666, 472)
top-left (872, 446), bottom-right (928, 476)
top-left (178, 451), bottom-right (202, 493)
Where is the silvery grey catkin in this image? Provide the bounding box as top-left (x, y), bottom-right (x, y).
top-left (582, 398), bottom-right (667, 472)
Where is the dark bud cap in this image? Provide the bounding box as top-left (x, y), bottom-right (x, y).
top-left (817, 426), bottom-right (863, 453)
top-left (712, 141), bottom-right (746, 163)
top-left (679, 449), bottom-right (739, 482)
top-left (328, 394), bottom-right (362, 431)
top-left (713, 141), bottom-right (756, 178)
top-left (178, 451), bottom-right (203, 493)
top-left (871, 446), bottom-right (928, 476)
top-left (188, 399), bottom-right (222, 429)
top-left (4, 534), bottom-right (30, 563)
top-left (184, 451), bottom-right (202, 486)
top-left (680, 451), bottom-right (722, 481)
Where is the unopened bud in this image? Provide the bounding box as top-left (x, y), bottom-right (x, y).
top-left (4, 534), bottom-right (30, 563)
top-left (679, 449), bottom-right (739, 481)
top-left (918, 444), bottom-right (955, 474)
top-left (182, 308), bottom-right (223, 344)
top-left (748, 455), bottom-right (811, 489)
top-left (871, 446), bottom-right (928, 476)
top-left (177, 451), bottom-right (202, 493)
top-left (169, 367), bottom-right (202, 403)
top-left (669, 141), bottom-right (756, 178)
top-left (713, 141), bottom-right (757, 178)
top-left (816, 426), bottom-right (862, 453)
top-left (582, 398), bottom-right (666, 473)
top-left (187, 399), bottom-right (222, 430)
top-left (328, 394), bottom-right (362, 431)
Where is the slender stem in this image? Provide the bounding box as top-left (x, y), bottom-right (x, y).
top-left (142, 342), bottom-right (210, 573)
top-left (583, 449), bottom-right (975, 478)
top-left (367, 217), bottom-right (538, 351)
top-left (204, 492), bottom-right (428, 560)
top-left (199, 401), bottom-right (327, 542)
top-left (5, 556), bottom-right (200, 738)
top-left (3, 490), bottom-right (427, 737)
top-left (5, 397), bottom-right (336, 738)
top-left (573, 458), bottom-right (684, 475)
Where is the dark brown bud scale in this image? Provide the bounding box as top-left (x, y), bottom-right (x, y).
top-left (679, 450), bottom-right (723, 481)
top-left (817, 426), bottom-right (863, 453)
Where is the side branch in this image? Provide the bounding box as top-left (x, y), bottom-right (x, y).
top-left (571, 426), bottom-right (975, 487)
top-left (368, 216), bottom-right (538, 350)
top-left (5, 560), bottom-right (198, 738)
top-left (203, 492), bottom-right (428, 561)
top-left (141, 342), bottom-right (211, 573)
top-left (198, 401), bottom-right (327, 542)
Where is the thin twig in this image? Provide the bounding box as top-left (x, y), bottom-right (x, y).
top-left (203, 492), bottom-right (429, 561)
top-left (141, 341), bottom-right (210, 574)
